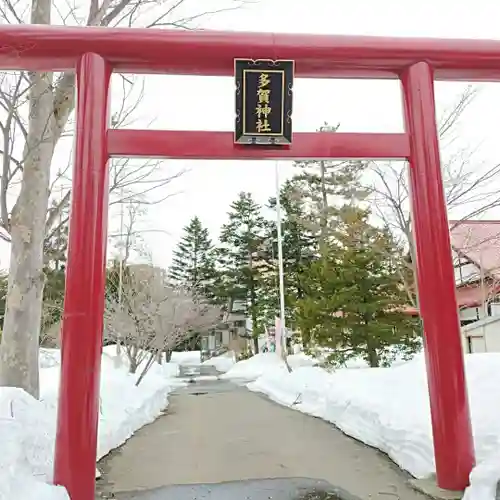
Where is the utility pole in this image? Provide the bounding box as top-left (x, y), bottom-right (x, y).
top-left (275, 161), bottom-right (286, 357)
top-left (116, 162), bottom-right (125, 360)
top-left (118, 185), bottom-right (124, 306)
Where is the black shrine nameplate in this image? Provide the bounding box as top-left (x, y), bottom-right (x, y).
top-left (234, 59), bottom-right (294, 145)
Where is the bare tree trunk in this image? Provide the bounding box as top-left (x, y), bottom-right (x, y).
top-left (155, 350), bottom-right (163, 364)
top-left (135, 351), bottom-right (156, 386)
top-left (164, 348), bottom-right (173, 362)
top-left (480, 255), bottom-right (488, 318)
top-left (366, 348), bottom-right (379, 368)
top-left (113, 341), bottom-right (124, 369)
top-left (319, 160), bottom-right (328, 254)
top-left (0, 0), bottom-right (247, 399)
top-left (366, 336), bottom-right (380, 368)
top-left (129, 357), bottom-right (138, 374)
top-left (0, 0), bottom-right (54, 398)
top-left (281, 340), bottom-right (292, 372)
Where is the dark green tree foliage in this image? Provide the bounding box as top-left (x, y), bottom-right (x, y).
top-left (169, 216), bottom-right (216, 299)
top-left (1, 223), bottom-right (69, 340)
top-left (217, 192), bottom-right (267, 352)
top-left (0, 269), bottom-right (64, 340)
top-left (44, 203), bottom-right (69, 270)
top-left (41, 211), bottom-right (69, 334)
top-left (105, 258), bottom-right (131, 303)
top-left (296, 206), bottom-right (420, 367)
top-left (41, 268), bottom-right (66, 333)
top-left (0, 272), bottom-right (7, 331)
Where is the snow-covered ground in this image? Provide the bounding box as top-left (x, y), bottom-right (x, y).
top-left (222, 351), bottom-right (500, 500)
top-left (0, 346), bottom-right (186, 500)
top-left (6, 346), bottom-right (498, 500)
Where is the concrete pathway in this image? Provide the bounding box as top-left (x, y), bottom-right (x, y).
top-left (97, 377), bottom-right (427, 500)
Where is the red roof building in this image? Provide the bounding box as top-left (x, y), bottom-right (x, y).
top-left (450, 220), bottom-right (500, 309)
top-left (406, 220), bottom-right (500, 317)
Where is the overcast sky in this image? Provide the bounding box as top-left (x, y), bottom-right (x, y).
top-left (2, 0), bottom-right (500, 271)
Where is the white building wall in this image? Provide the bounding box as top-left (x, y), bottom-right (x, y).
top-left (470, 336), bottom-right (488, 353)
top-left (462, 315), bottom-right (500, 353)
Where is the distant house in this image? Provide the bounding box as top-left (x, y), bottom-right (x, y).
top-left (404, 220), bottom-right (500, 353)
top-left (446, 220), bottom-right (500, 325)
top-left (449, 220), bottom-right (500, 353)
top-left (200, 298), bottom-right (248, 360)
top-left (405, 220), bottom-right (500, 318)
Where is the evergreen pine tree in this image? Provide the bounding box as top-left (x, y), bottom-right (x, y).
top-left (217, 192), bottom-right (267, 353)
top-left (285, 127), bottom-right (368, 346)
top-left (169, 216), bottom-right (216, 299)
top-left (293, 123), bottom-right (367, 254)
top-left (296, 206), bottom-right (420, 367)
top-left (41, 203), bottom-right (70, 336)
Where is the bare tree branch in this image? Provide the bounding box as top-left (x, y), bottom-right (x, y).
top-left (0, 0), bottom-right (250, 397)
top-left (364, 85), bottom-right (498, 306)
top-left (104, 266), bottom-right (220, 385)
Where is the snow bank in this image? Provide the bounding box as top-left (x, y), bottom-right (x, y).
top-left (288, 352), bottom-right (318, 369)
top-left (171, 351), bottom-right (201, 366)
top-left (221, 353), bottom-right (284, 381)
top-left (0, 348), bottom-right (186, 500)
top-left (100, 345), bottom-right (180, 376)
top-left (244, 352), bottom-right (500, 500)
top-left (221, 352), bottom-right (317, 381)
top-left (202, 352), bottom-right (236, 373)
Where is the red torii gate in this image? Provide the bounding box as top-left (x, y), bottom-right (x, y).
top-left (0, 25), bottom-right (487, 500)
